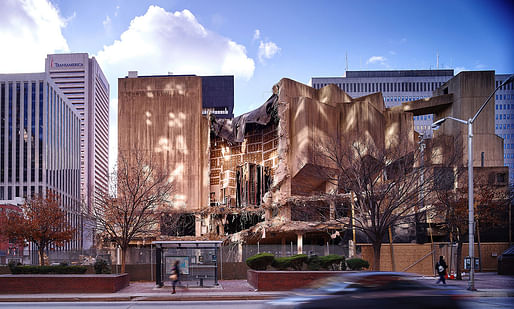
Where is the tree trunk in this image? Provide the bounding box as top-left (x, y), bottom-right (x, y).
top-left (456, 240), bottom-right (463, 280)
top-left (121, 247), bottom-right (127, 273)
top-left (372, 241), bottom-right (382, 271)
top-left (39, 247), bottom-right (45, 266)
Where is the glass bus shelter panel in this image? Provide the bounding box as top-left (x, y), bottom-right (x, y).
top-left (163, 247), bottom-right (219, 287)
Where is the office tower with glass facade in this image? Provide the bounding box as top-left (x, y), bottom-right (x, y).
top-left (495, 74), bottom-right (514, 184)
top-left (45, 54), bottom-right (109, 224)
top-left (0, 73), bottom-right (82, 250)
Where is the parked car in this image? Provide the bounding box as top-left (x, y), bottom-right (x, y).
top-left (264, 272), bottom-right (471, 309)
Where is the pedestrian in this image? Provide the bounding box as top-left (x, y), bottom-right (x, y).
top-left (170, 260), bottom-right (180, 294)
top-left (435, 256), bottom-right (448, 284)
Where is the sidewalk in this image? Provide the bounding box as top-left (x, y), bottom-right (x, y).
top-left (0, 273), bottom-right (512, 302)
top-left (0, 280), bottom-right (283, 302)
top-left (417, 272), bottom-right (514, 297)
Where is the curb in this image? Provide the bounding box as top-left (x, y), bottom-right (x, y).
top-left (0, 294), bottom-right (279, 302)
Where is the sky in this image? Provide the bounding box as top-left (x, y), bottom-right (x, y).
top-left (1, 0), bottom-right (513, 171)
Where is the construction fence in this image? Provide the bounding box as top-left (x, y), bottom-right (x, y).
top-left (1, 242), bottom-right (508, 280)
top-left (358, 242), bottom-right (509, 276)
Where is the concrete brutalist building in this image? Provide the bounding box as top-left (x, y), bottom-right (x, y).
top-left (118, 71), bottom-right (507, 253)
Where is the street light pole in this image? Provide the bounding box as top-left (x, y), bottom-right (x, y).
top-left (467, 119), bottom-right (475, 291)
top-left (432, 74), bottom-right (514, 291)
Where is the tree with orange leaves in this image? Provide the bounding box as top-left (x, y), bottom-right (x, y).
top-left (1, 191), bottom-right (75, 265)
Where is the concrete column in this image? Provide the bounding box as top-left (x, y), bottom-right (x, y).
top-left (155, 246), bottom-right (162, 287)
top-left (281, 237), bottom-right (286, 256)
top-left (238, 242), bottom-right (243, 262)
top-left (195, 214), bottom-right (202, 237)
top-left (349, 240), bottom-right (355, 258)
top-left (297, 234), bottom-right (303, 254)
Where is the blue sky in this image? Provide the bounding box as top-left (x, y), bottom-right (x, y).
top-left (1, 0), bottom-right (513, 169)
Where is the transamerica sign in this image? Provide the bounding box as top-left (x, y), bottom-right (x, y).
top-left (47, 54), bottom-right (87, 71)
top-left (50, 57), bottom-right (83, 68)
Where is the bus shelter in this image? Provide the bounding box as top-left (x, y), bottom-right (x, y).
top-left (153, 241), bottom-right (222, 287)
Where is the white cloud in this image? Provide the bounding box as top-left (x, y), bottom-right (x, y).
top-left (96, 6), bottom-right (255, 82)
top-left (366, 56), bottom-right (387, 65)
top-left (253, 29), bottom-right (261, 41)
top-left (0, 0), bottom-right (69, 73)
top-left (258, 40), bottom-right (280, 63)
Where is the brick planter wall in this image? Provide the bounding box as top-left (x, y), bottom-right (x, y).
top-left (247, 270), bottom-right (344, 291)
top-left (0, 274), bottom-right (129, 294)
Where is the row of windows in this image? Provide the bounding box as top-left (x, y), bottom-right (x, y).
top-left (414, 115), bottom-right (433, 121)
top-left (385, 96), bottom-right (428, 103)
top-left (499, 134), bottom-right (514, 139)
top-left (495, 114), bottom-right (513, 120)
top-left (496, 94), bottom-right (513, 101)
top-left (313, 81), bottom-right (446, 93)
top-left (202, 107), bottom-right (230, 115)
top-left (496, 103), bottom-right (513, 110)
top-left (415, 125), bottom-right (432, 132)
top-left (0, 185), bottom-right (42, 200)
top-left (496, 80), bottom-right (514, 90)
top-left (497, 124), bottom-right (514, 130)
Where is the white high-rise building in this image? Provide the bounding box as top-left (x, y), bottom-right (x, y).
top-left (45, 54), bottom-right (109, 247)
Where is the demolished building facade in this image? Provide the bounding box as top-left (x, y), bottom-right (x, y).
top-left (118, 71), bottom-right (508, 252)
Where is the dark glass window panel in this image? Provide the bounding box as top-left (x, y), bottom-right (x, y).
top-left (24, 82), bottom-right (28, 182)
top-left (8, 83), bottom-right (12, 182)
top-left (31, 83), bottom-right (35, 182)
top-left (1, 83), bottom-right (4, 183)
top-left (38, 82), bottom-right (43, 182)
top-left (16, 82), bottom-right (20, 182)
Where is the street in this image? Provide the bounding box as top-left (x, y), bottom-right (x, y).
top-left (0, 298), bottom-right (513, 309)
top-left (0, 300), bottom-right (266, 309)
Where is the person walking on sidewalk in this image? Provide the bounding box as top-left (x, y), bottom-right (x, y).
top-left (435, 256), bottom-right (448, 284)
top-left (170, 260), bottom-right (180, 294)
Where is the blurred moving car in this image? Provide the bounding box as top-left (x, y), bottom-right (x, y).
top-left (265, 272), bottom-right (470, 309)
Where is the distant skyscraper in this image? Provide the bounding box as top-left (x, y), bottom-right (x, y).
top-left (45, 54), bottom-right (109, 221)
top-left (201, 75), bottom-right (234, 119)
top-left (0, 73), bottom-right (81, 253)
top-left (495, 74), bottom-right (514, 184)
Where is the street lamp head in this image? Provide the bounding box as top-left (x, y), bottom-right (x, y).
top-left (431, 118), bottom-right (447, 130)
top-left (501, 74), bottom-right (514, 87)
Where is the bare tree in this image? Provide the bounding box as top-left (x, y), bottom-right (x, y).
top-left (309, 133), bottom-right (457, 270)
top-left (89, 150), bottom-right (176, 273)
top-left (434, 174), bottom-right (510, 279)
top-left (433, 187), bottom-right (467, 279)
